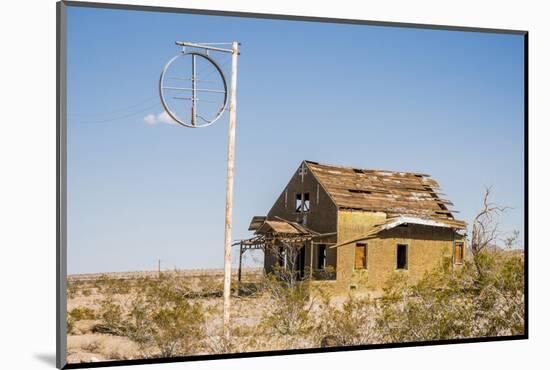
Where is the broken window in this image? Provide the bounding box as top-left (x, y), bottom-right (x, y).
top-left (295, 192), bottom-right (310, 212)
top-left (303, 193), bottom-right (310, 211)
top-left (317, 244), bottom-right (326, 270)
top-left (397, 244), bottom-right (408, 269)
top-left (295, 193), bottom-right (301, 212)
top-left (454, 241), bottom-right (464, 264)
top-left (355, 243), bottom-right (367, 269)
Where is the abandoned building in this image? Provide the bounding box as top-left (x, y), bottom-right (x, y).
top-left (238, 160), bottom-right (467, 295)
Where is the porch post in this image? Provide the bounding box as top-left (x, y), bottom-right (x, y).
top-left (309, 240), bottom-right (314, 280)
top-left (237, 242), bottom-right (243, 290)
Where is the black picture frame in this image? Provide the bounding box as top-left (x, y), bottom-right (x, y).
top-left (56, 1), bottom-right (528, 368)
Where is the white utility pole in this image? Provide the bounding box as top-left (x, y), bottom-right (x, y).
top-left (159, 41), bottom-right (240, 339)
top-left (222, 41), bottom-right (239, 338)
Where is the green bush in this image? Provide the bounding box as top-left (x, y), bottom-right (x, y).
top-left (68, 306), bottom-right (97, 321)
top-left (375, 251), bottom-right (524, 343)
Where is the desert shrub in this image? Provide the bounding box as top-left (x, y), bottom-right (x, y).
top-left (376, 266), bottom-right (475, 342)
top-left (67, 279), bottom-right (77, 299)
top-left (196, 275), bottom-right (224, 297)
top-left (82, 288), bottom-right (92, 297)
top-left (67, 317), bottom-right (74, 334)
top-left (93, 275), bottom-right (132, 295)
top-left (375, 252), bottom-right (524, 343)
top-left (260, 270), bottom-right (314, 341)
top-left (96, 273), bottom-right (205, 357)
top-left (469, 251), bottom-right (525, 336)
top-left (96, 298), bottom-right (126, 336)
top-left (315, 295), bottom-right (377, 347)
top-left (69, 306), bottom-right (97, 321)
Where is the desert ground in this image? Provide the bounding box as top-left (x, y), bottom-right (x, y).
top-left (66, 268), bottom-right (309, 363)
top-left (66, 250), bottom-right (524, 364)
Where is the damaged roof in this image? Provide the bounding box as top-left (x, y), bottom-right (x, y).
top-left (330, 215), bottom-right (467, 248)
top-left (305, 160), bottom-right (463, 222)
top-left (255, 218), bottom-right (317, 235)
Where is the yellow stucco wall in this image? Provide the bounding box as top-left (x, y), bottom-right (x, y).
top-left (334, 210), bottom-right (462, 295)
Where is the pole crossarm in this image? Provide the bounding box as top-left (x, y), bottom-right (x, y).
top-left (175, 41), bottom-right (237, 54)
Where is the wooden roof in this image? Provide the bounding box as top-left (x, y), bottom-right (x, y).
top-left (306, 161), bottom-right (463, 222)
top-left (248, 216), bottom-right (267, 231)
top-left (252, 217), bottom-right (321, 237)
top-left (257, 220), bottom-right (307, 234)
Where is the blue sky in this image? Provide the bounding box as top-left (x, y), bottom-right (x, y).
top-left (66, 6), bottom-right (525, 274)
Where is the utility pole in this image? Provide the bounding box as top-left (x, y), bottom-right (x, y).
top-left (222, 41), bottom-right (239, 338)
top-left (159, 41), bottom-right (240, 339)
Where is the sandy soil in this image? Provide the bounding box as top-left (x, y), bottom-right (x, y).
top-left (66, 268), bottom-right (275, 364)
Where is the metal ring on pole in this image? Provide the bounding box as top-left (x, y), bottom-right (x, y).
top-left (159, 51), bottom-right (228, 128)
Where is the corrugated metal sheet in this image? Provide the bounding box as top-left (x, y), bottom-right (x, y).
top-left (331, 215), bottom-right (467, 248)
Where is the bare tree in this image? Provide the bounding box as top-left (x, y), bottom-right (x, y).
top-left (263, 240), bottom-right (306, 287)
top-left (470, 187), bottom-right (510, 277)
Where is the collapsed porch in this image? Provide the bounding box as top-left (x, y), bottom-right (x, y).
top-left (235, 216), bottom-right (337, 285)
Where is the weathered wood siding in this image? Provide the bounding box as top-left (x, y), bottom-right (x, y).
top-left (264, 162), bottom-right (338, 273)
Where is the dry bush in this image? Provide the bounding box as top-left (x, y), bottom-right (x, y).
top-left (69, 307), bottom-right (97, 321)
top-left (315, 294), bottom-right (377, 347)
top-left (95, 273), bottom-right (206, 358)
top-left (375, 252), bottom-right (524, 343)
top-left (259, 268), bottom-right (314, 338)
top-left (67, 279), bottom-right (78, 299)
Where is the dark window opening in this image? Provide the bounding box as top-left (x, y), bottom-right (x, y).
top-left (317, 244), bottom-right (326, 270)
top-left (454, 242), bottom-right (464, 264)
top-left (296, 245), bottom-right (306, 280)
top-left (355, 243), bottom-right (367, 269)
top-left (397, 244), bottom-right (408, 270)
top-left (295, 192), bottom-right (310, 212)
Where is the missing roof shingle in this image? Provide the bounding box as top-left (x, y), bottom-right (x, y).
top-left (349, 189), bottom-right (372, 194)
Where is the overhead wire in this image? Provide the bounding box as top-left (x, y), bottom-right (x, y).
top-left (70, 53), bottom-right (232, 124)
top-left (69, 94), bottom-right (159, 119)
top-left (71, 101), bottom-right (162, 124)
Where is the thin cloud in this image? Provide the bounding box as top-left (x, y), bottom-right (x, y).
top-left (144, 111), bottom-right (177, 125)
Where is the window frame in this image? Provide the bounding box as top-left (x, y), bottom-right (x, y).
top-left (454, 241), bottom-right (465, 265)
top-left (294, 192), bottom-right (311, 213)
top-left (295, 192), bottom-right (302, 212)
top-left (354, 242), bottom-right (368, 270)
top-left (396, 244), bottom-right (408, 270)
top-left (317, 244), bottom-right (326, 270)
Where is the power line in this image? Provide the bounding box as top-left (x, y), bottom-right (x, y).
top-left (72, 102), bottom-right (162, 124)
top-left (70, 94), bottom-right (159, 119)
